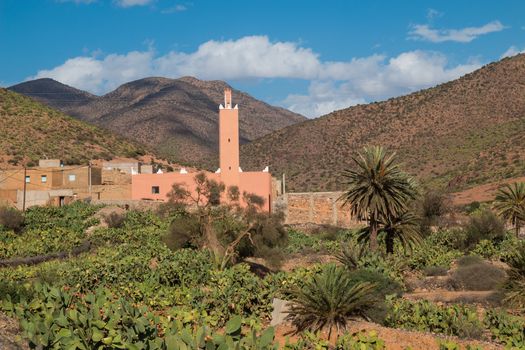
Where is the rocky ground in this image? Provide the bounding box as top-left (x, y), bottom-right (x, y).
top-left (0, 312), bottom-right (28, 350)
top-left (274, 321), bottom-right (504, 349)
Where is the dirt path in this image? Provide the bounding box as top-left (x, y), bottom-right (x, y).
top-left (275, 321), bottom-right (503, 349)
top-left (0, 312), bottom-right (28, 350)
top-left (451, 176), bottom-right (525, 206)
top-left (404, 290), bottom-right (501, 304)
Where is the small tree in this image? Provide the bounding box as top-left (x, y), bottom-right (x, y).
top-left (493, 182), bottom-right (525, 238)
top-left (340, 146), bottom-right (418, 251)
top-left (163, 172), bottom-right (286, 269)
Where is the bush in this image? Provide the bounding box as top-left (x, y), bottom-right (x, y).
top-left (419, 190), bottom-right (452, 235)
top-left (336, 243), bottom-right (407, 284)
top-left (484, 308), bottom-right (525, 348)
top-left (463, 210), bottom-right (506, 249)
top-left (0, 206), bottom-right (24, 232)
top-left (385, 298), bottom-right (483, 339)
top-left (408, 233), bottom-right (463, 271)
top-left (424, 266), bottom-right (448, 276)
top-left (163, 213), bottom-right (200, 250)
top-left (471, 239), bottom-right (499, 259)
top-left (450, 260), bottom-right (507, 291)
top-left (1, 284), bottom-right (278, 349)
top-left (347, 269), bottom-right (403, 323)
top-left (456, 255), bottom-right (484, 267)
top-left (103, 212), bottom-right (125, 229)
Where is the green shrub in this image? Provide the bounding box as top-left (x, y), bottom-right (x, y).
top-left (463, 209), bottom-right (506, 249)
top-left (385, 298), bottom-right (483, 339)
top-left (484, 308), bottom-right (525, 348)
top-left (335, 330), bottom-right (386, 349)
top-left (471, 239), bottom-right (499, 259)
top-left (285, 229), bottom-right (342, 254)
top-left (1, 284), bottom-right (279, 349)
top-left (347, 269), bottom-right (403, 323)
top-left (407, 233), bottom-right (463, 271)
top-left (336, 243), bottom-right (407, 284)
top-left (163, 213), bottom-right (200, 250)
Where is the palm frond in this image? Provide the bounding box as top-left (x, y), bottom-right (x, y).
top-left (285, 264), bottom-right (376, 338)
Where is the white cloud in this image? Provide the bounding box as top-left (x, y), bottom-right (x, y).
top-left (57, 0), bottom-right (97, 4)
top-left (114, 0), bottom-right (153, 7)
top-left (409, 21), bottom-right (505, 43)
top-left (285, 51), bottom-right (480, 117)
top-left (501, 46), bottom-right (525, 58)
top-left (32, 51), bottom-right (154, 94)
top-left (30, 36), bottom-right (481, 117)
top-left (426, 8), bottom-right (443, 21)
top-left (284, 81), bottom-right (366, 117)
top-left (161, 4), bottom-right (187, 13)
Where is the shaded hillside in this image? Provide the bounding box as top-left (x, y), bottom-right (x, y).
top-left (0, 89), bottom-right (147, 167)
top-left (241, 54), bottom-right (525, 192)
top-left (10, 77), bottom-right (306, 167)
top-left (9, 78), bottom-right (96, 112)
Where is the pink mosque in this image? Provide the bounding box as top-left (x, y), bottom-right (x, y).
top-left (131, 89), bottom-right (273, 211)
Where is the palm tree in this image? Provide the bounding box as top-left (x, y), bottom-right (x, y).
top-left (285, 264), bottom-right (375, 339)
top-left (339, 146), bottom-right (417, 251)
top-left (357, 210), bottom-right (422, 254)
top-left (494, 182), bottom-right (525, 238)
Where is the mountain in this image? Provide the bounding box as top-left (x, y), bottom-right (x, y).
top-left (9, 77), bottom-right (306, 167)
top-left (241, 54), bottom-right (525, 192)
top-left (9, 78), bottom-right (96, 112)
top-left (0, 88), bottom-right (148, 167)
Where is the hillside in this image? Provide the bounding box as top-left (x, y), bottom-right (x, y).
top-left (241, 54), bottom-right (525, 192)
top-left (9, 77), bottom-right (306, 167)
top-left (0, 89), bottom-right (148, 167)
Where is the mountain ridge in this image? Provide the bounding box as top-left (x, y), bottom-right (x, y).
top-left (240, 54), bottom-right (525, 192)
top-left (9, 77), bottom-right (306, 167)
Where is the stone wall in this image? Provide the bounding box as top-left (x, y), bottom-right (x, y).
top-left (277, 192), bottom-right (361, 228)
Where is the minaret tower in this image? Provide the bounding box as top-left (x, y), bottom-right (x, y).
top-left (219, 88), bottom-right (240, 189)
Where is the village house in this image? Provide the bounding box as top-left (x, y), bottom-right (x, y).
top-left (0, 160), bottom-right (101, 209)
top-left (131, 89), bottom-right (273, 211)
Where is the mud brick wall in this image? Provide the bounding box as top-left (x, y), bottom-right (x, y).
top-left (101, 169), bottom-right (132, 185)
top-left (279, 192), bottom-right (361, 228)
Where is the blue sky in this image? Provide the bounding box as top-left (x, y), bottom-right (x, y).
top-left (1, 0), bottom-right (524, 117)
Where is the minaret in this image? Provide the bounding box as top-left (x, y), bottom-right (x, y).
top-left (219, 88), bottom-right (240, 189)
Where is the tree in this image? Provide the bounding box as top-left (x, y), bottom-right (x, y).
top-left (357, 210), bottom-right (422, 254)
top-left (493, 182), bottom-right (525, 238)
top-left (163, 172), bottom-right (286, 269)
top-left (339, 146), bottom-right (418, 251)
top-left (285, 264), bottom-right (376, 339)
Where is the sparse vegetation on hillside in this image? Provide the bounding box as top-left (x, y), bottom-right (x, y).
top-left (9, 77), bottom-right (306, 166)
top-left (0, 89), bottom-right (147, 166)
top-left (241, 54), bottom-right (525, 192)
